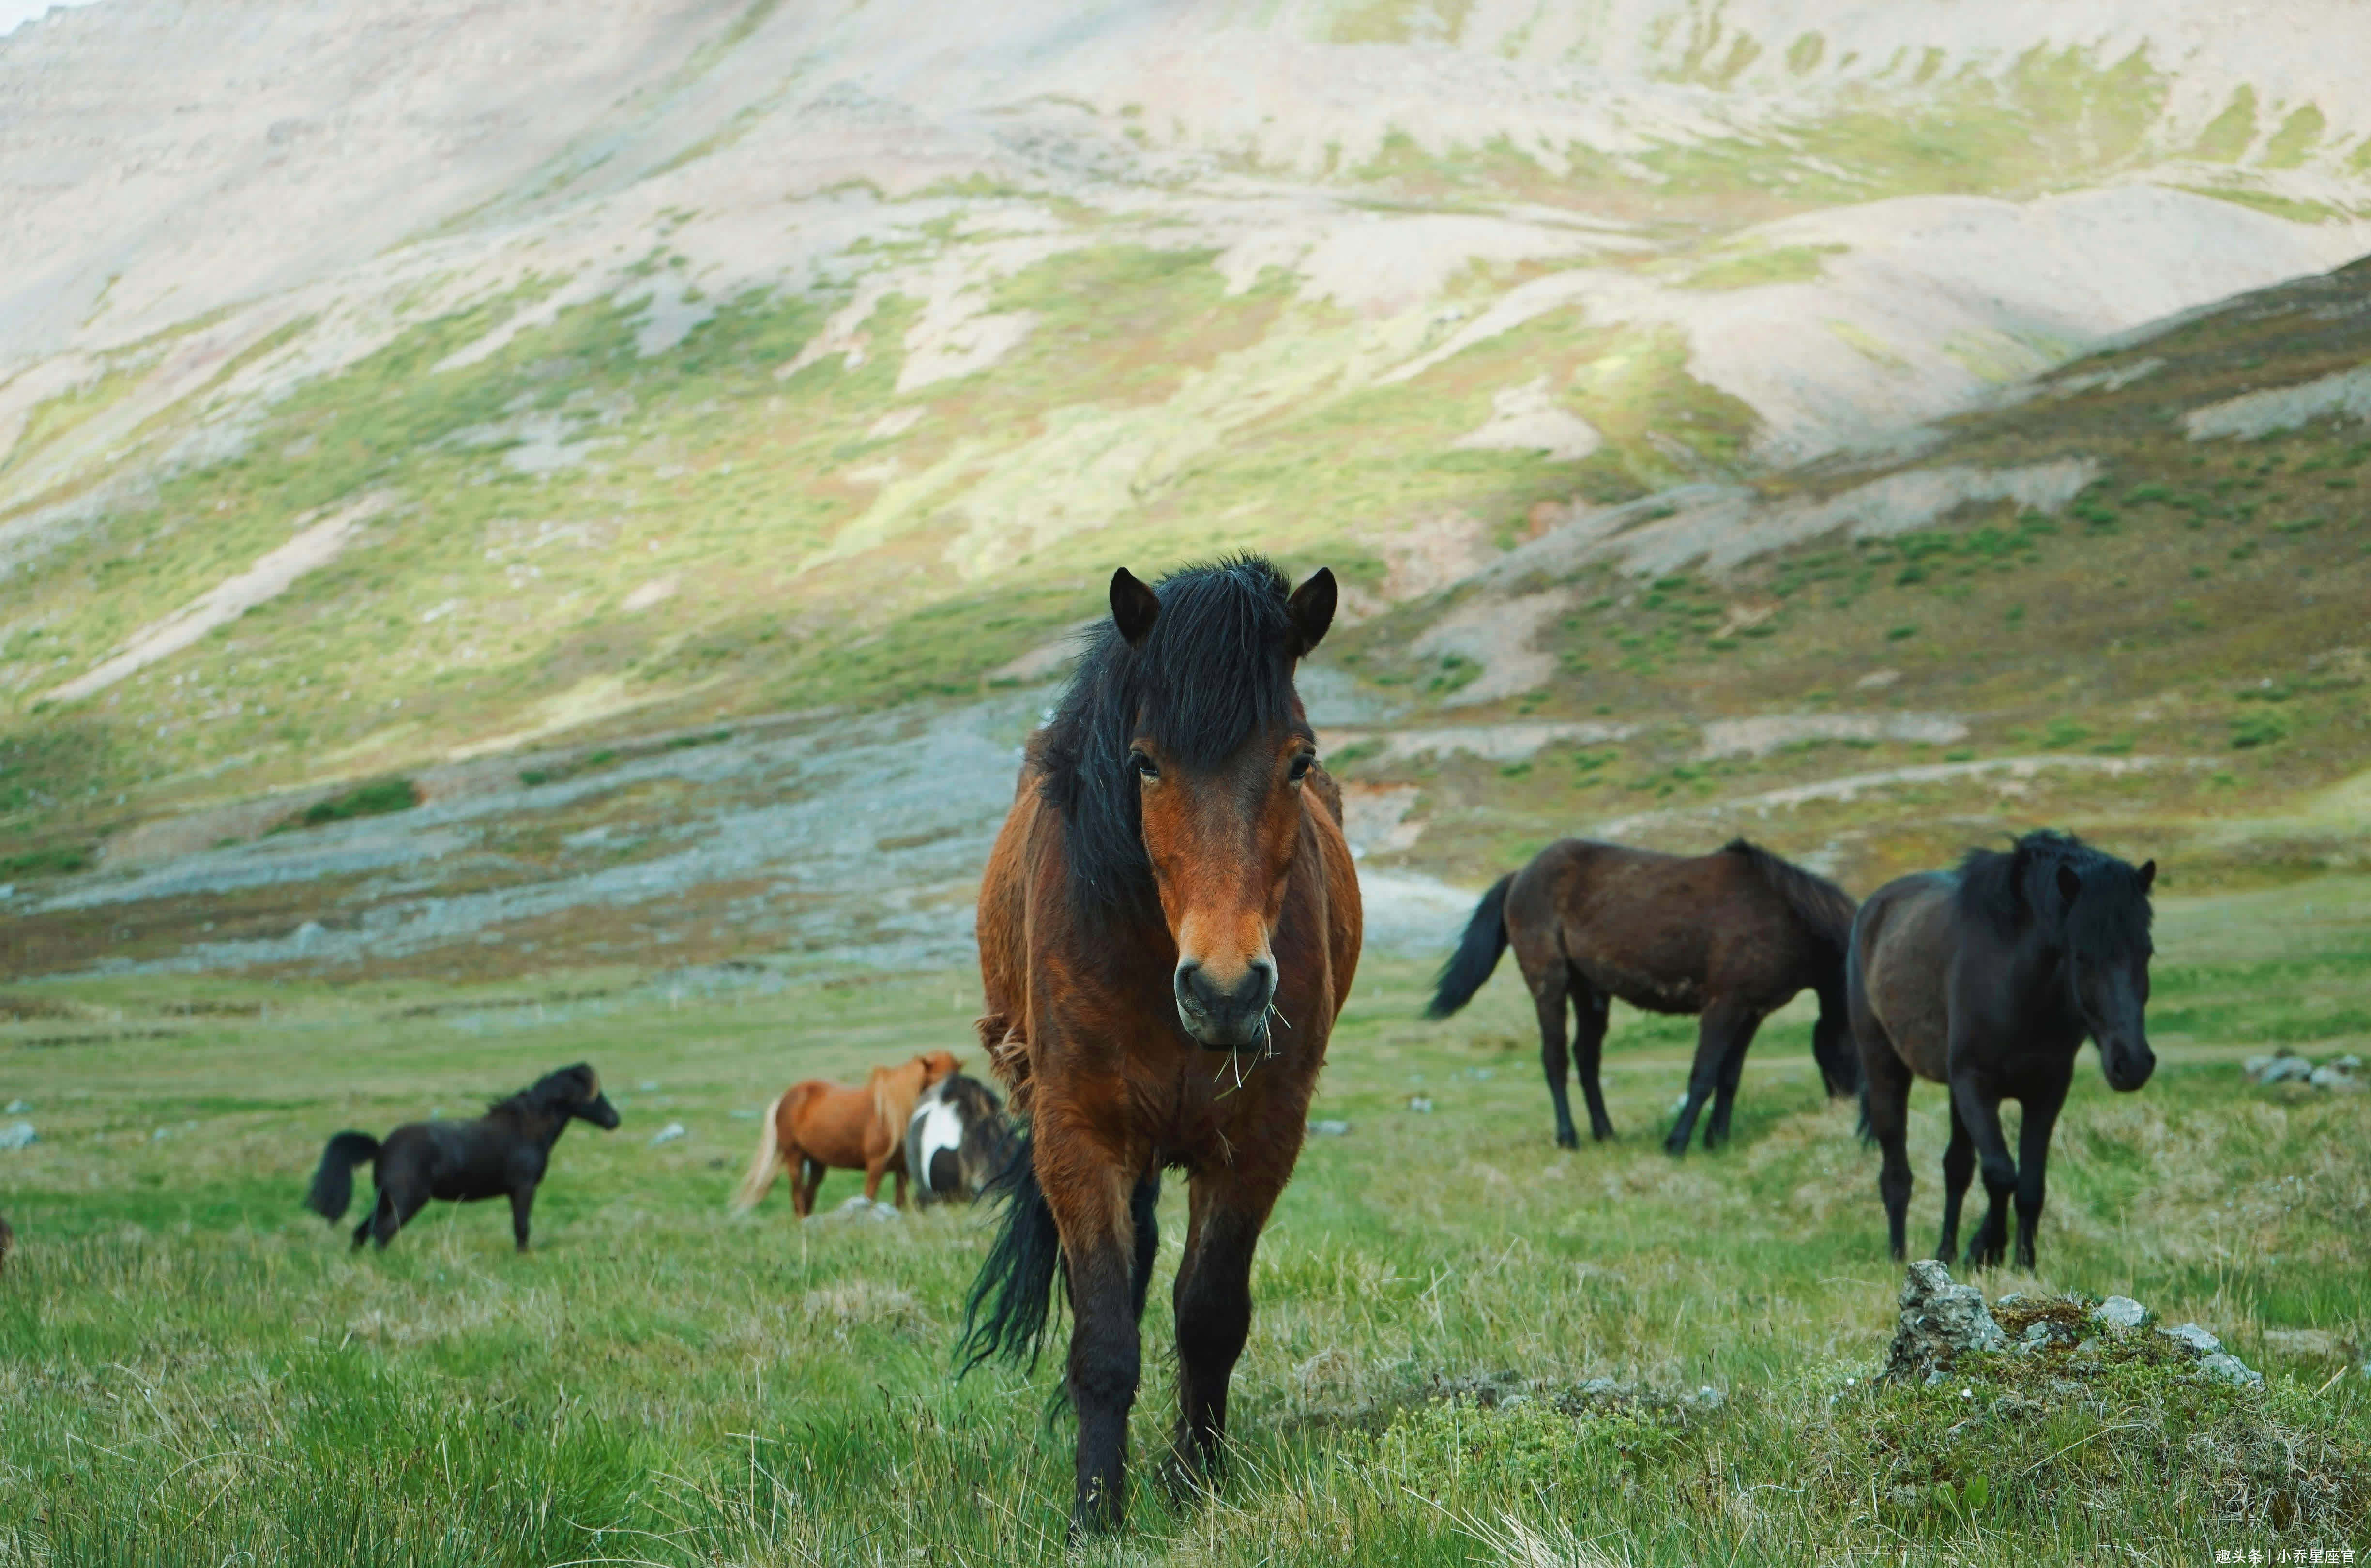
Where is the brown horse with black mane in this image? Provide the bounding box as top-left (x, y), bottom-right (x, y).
top-left (1428, 839), bottom-right (1860, 1154)
top-left (958, 556), bottom-right (1360, 1536)
top-left (730, 1050), bottom-right (960, 1217)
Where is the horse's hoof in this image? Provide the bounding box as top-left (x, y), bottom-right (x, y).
top-left (1555, 1131), bottom-right (1580, 1150)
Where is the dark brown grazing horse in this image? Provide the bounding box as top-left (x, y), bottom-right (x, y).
top-left (1851, 830), bottom-right (2157, 1269)
top-left (304, 1064), bottom-right (619, 1250)
top-left (1428, 839), bottom-right (1860, 1154)
top-left (959, 557), bottom-right (1361, 1536)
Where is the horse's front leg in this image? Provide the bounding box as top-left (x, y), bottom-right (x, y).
top-left (2011, 1069), bottom-right (2071, 1270)
top-left (1040, 1154), bottom-right (1144, 1535)
top-left (1949, 1068), bottom-right (2016, 1269)
top-left (1168, 1168), bottom-right (1279, 1497)
top-left (508, 1184), bottom-right (535, 1252)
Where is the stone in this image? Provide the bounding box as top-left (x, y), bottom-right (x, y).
top-left (2251, 1053), bottom-right (2313, 1084)
top-left (2093, 1296), bottom-right (2147, 1330)
top-left (824, 1195), bottom-right (899, 1224)
top-left (1405, 1095), bottom-right (1434, 1114)
top-left (2261, 1328), bottom-right (2342, 1358)
top-left (1309, 1119), bottom-right (1351, 1137)
top-left (648, 1121), bottom-right (686, 1146)
top-left (2309, 1063), bottom-right (2362, 1092)
top-left (2199, 1353), bottom-right (2264, 1389)
top-left (1883, 1261), bottom-right (2006, 1381)
top-left (3, 1099), bottom-right (27, 1113)
top-left (0, 1121), bottom-right (36, 1151)
top-left (2161, 1322), bottom-right (2222, 1355)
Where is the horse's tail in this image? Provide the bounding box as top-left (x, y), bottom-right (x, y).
top-left (1426, 873), bottom-right (1514, 1019)
top-left (729, 1093), bottom-right (788, 1213)
top-left (956, 1129), bottom-right (1064, 1375)
top-left (304, 1131), bottom-right (380, 1222)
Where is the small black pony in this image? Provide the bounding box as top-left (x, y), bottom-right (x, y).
top-left (1849, 831), bottom-right (2157, 1269)
top-left (304, 1064), bottom-right (619, 1251)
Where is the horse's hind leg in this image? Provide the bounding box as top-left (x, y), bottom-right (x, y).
top-left (1859, 1041), bottom-right (1916, 1260)
top-left (1937, 1099), bottom-right (1976, 1263)
top-left (1527, 961), bottom-right (1581, 1150)
top-left (372, 1186), bottom-right (426, 1250)
top-left (792, 1157), bottom-right (823, 1219)
top-left (1571, 980), bottom-right (1615, 1142)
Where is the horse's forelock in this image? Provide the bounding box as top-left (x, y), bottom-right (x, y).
top-left (1956, 831), bottom-right (2151, 954)
top-left (1039, 556), bottom-right (1306, 911)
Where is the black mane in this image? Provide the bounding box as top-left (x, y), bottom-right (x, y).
top-left (1953, 830), bottom-right (2153, 956)
top-left (1036, 556), bottom-right (1310, 911)
top-left (488, 1064), bottom-right (593, 1119)
top-left (1721, 838), bottom-right (1857, 956)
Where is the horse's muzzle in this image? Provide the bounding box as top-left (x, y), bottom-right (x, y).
top-left (1174, 958), bottom-right (1276, 1052)
top-left (2100, 1039), bottom-right (2156, 1093)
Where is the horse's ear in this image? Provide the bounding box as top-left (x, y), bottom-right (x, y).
top-left (1287, 567), bottom-right (1337, 655)
top-left (1110, 567), bottom-right (1159, 647)
top-left (2056, 862), bottom-right (2082, 905)
top-left (2135, 859), bottom-right (2156, 894)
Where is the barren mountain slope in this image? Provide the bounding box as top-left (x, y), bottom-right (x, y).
top-left (1, 0), bottom-right (2368, 976)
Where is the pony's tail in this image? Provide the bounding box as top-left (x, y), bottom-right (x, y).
top-left (956, 1130), bottom-right (1064, 1376)
top-left (730, 1093), bottom-right (787, 1213)
top-left (304, 1131), bottom-right (380, 1222)
top-left (1426, 874), bottom-right (1514, 1019)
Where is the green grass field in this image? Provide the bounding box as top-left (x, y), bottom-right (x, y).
top-left (2, 883), bottom-right (2368, 1566)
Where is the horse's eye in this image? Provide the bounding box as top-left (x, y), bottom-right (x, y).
top-left (1130, 751), bottom-right (1159, 781)
top-left (1289, 752), bottom-right (1315, 783)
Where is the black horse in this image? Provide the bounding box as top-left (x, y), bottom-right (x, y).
top-left (1849, 831), bottom-right (2157, 1269)
top-left (903, 1072), bottom-right (1017, 1207)
top-left (304, 1064), bottom-right (619, 1251)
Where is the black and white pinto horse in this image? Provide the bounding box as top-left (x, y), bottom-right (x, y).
top-left (902, 1073), bottom-right (1015, 1207)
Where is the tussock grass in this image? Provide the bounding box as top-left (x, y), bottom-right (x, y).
top-left (1, 905), bottom-right (2366, 1564)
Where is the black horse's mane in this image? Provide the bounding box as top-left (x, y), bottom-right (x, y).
top-left (1954, 830), bottom-right (2153, 953)
top-left (1036, 556), bottom-right (1309, 911)
top-left (488, 1064), bottom-right (593, 1118)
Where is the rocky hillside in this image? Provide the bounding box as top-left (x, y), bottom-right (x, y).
top-left (2, 0), bottom-right (2368, 977)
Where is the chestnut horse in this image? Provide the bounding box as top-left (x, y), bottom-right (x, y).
top-left (1428, 839), bottom-right (1861, 1155)
top-left (958, 557), bottom-right (1360, 1535)
top-left (730, 1050), bottom-right (959, 1217)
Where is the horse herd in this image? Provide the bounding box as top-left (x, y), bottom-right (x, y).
top-left (279, 554), bottom-right (2159, 1536)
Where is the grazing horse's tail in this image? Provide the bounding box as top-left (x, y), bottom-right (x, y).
top-left (956, 1129), bottom-right (1064, 1374)
top-left (730, 1092), bottom-right (788, 1213)
top-left (304, 1131), bottom-right (381, 1222)
top-left (1426, 873), bottom-right (1515, 1019)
